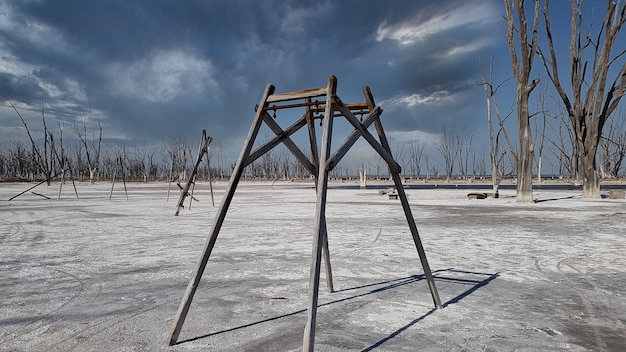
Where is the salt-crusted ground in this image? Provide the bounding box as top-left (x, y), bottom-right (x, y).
top-left (1, 180), bottom-right (625, 351)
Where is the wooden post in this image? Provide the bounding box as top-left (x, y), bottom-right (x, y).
top-left (303, 75), bottom-right (336, 352)
top-left (364, 86), bottom-right (442, 309)
top-left (167, 83), bottom-right (275, 346)
top-left (175, 131), bottom-right (212, 216)
top-left (121, 156), bottom-right (129, 201)
top-left (206, 156), bottom-right (215, 207)
top-left (305, 97), bottom-right (334, 294)
top-left (109, 169), bottom-right (116, 201)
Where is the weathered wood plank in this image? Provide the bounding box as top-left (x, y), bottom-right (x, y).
top-left (245, 113), bottom-right (308, 167)
top-left (175, 131), bottom-right (212, 216)
top-left (303, 75), bottom-right (336, 352)
top-left (305, 98), bottom-right (320, 171)
top-left (333, 96), bottom-right (400, 174)
top-left (363, 85), bottom-right (376, 110)
top-left (266, 87), bottom-right (327, 103)
top-left (306, 99), bottom-right (333, 293)
top-left (167, 83), bottom-right (275, 346)
top-left (326, 106), bottom-right (381, 171)
top-left (261, 112), bottom-right (317, 176)
top-left (372, 107), bottom-right (442, 310)
top-left (309, 102), bottom-right (369, 114)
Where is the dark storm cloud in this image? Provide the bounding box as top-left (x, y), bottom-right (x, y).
top-left (0, 0), bottom-right (501, 156)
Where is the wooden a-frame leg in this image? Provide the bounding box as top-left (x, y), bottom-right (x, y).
top-left (303, 75), bottom-right (336, 352)
top-left (321, 222), bottom-right (334, 293)
top-left (307, 98), bottom-right (334, 294)
top-left (389, 172), bottom-right (442, 308)
top-left (167, 84), bottom-right (275, 345)
top-left (374, 120), bottom-right (442, 309)
top-left (361, 85), bottom-right (442, 309)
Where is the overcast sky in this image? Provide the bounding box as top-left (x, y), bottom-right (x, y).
top-left (0, 0), bottom-right (591, 169)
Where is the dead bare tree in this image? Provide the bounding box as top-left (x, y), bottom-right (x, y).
top-left (74, 119), bottom-right (102, 184)
top-left (479, 56), bottom-right (511, 194)
top-left (393, 142), bottom-right (407, 181)
top-left (456, 129), bottom-right (475, 179)
top-left (599, 115), bottom-right (626, 178)
top-left (539, 0), bottom-right (626, 198)
top-left (436, 124), bottom-right (457, 182)
top-left (547, 111), bottom-right (578, 179)
top-left (408, 136), bottom-right (425, 179)
top-left (6, 97), bottom-right (57, 184)
top-left (533, 83), bottom-right (554, 184)
top-left (504, 0), bottom-right (542, 202)
top-left (4, 140), bottom-right (30, 178)
top-left (162, 134), bottom-right (192, 200)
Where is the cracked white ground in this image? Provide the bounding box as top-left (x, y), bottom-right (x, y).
top-left (1, 181), bottom-right (625, 351)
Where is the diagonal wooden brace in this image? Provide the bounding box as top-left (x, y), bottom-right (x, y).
top-left (260, 112), bottom-right (317, 176)
top-left (244, 113), bottom-right (307, 168)
top-left (326, 106), bottom-right (382, 171)
top-left (332, 96), bottom-right (400, 174)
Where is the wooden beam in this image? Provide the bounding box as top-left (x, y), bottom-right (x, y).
top-left (326, 106), bottom-right (382, 171)
top-left (175, 131), bottom-right (212, 216)
top-left (332, 96), bottom-right (400, 174)
top-left (306, 98), bottom-right (334, 293)
top-left (245, 113), bottom-right (308, 168)
top-left (309, 103), bottom-right (369, 114)
top-left (305, 98), bottom-right (320, 171)
top-left (266, 87), bottom-right (327, 103)
top-left (369, 99), bottom-right (442, 310)
top-left (261, 112), bottom-right (317, 176)
top-left (167, 83), bottom-right (275, 346)
top-left (321, 220), bottom-right (334, 293)
top-left (362, 85), bottom-right (376, 110)
top-left (303, 75), bottom-right (336, 352)
top-left (258, 102), bottom-right (369, 118)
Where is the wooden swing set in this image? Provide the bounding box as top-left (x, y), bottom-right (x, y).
top-left (167, 75), bottom-right (442, 351)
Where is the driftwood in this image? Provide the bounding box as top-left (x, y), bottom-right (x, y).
top-left (468, 192), bottom-right (488, 200)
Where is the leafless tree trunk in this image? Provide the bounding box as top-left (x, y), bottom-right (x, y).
top-left (533, 83), bottom-right (553, 185)
top-left (373, 155), bottom-right (385, 180)
top-left (436, 125), bottom-right (457, 182)
top-left (599, 115), bottom-right (626, 178)
top-left (504, 0), bottom-right (541, 203)
top-left (6, 97), bottom-right (57, 184)
top-left (408, 136), bottom-right (424, 180)
top-left (540, 0), bottom-right (626, 198)
top-left (424, 155), bottom-right (439, 179)
top-left (75, 120), bottom-right (102, 184)
top-left (456, 129), bottom-right (475, 179)
top-left (393, 143), bottom-right (407, 181)
top-left (479, 56), bottom-right (510, 194)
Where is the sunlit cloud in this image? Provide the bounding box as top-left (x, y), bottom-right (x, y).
top-left (375, 1), bottom-right (498, 45)
top-left (382, 91), bottom-right (454, 109)
top-left (432, 39), bottom-right (492, 59)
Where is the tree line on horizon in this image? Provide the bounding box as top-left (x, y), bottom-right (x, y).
top-left (1, 0), bottom-right (625, 202)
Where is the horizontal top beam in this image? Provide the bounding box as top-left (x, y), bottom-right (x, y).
top-left (255, 101), bottom-right (372, 118)
top-left (265, 87), bottom-right (328, 103)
